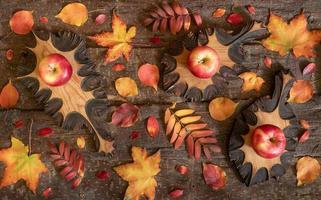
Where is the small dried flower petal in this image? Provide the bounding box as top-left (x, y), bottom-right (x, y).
top-left (263, 56), bottom-right (272, 68)
top-left (175, 165), bottom-right (188, 175)
top-left (42, 187), bottom-right (52, 198)
top-left (77, 136), bottom-right (86, 149)
top-left (202, 163), bottom-right (227, 190)
top-left (168, 189), bottom-right (184, 199)
top-left (246, 5), bottom-right (256, 15)
top-left (112, 64), bottom-right (126, 72)
top-left (300, 119), bottom-right (310, 129)
top-left (37, 127), bottom-right (53, 137)
top-left (299, 131), bottom-right (310, 143)
top-left (6, 49), bottom-right (14, 60)
top-left (96, 170), bottom-right (110, 180)
top-left (303, 63), bottom-right (316, 75)
top-left (14, 119), bottom-right (24, 129)
top-left (150, 35), bottom-right (161, 45)
top-left (39, 16), bottom-right (49, 23)
top-left (213, 8), bottom-right (226, 18)
top-left (130, 131), bottom-right (140, 140)
top-left (138, 63), bottom-right (159, 91)
top-left (95, 14), bottom-right (107, 25)
top-left (146, 116), bottom-right (160, 138)
top-left (226, 13), bottom-right (244, 25)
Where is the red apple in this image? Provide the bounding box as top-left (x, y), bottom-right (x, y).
top-left (187, 46), bottom-right (220, 79)
top-left (251, 124), bottom-right (286, 159)
top-left (38, 53), bottom-right (73, 87)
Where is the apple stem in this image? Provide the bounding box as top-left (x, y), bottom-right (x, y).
top-left (28, 119), bottom-right (34, 156)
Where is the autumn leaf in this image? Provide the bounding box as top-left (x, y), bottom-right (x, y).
top-left (202, 163), bottom-right (227, 190)
top-left (114, 146), bottom-right (161, 200)
top-left (9, 10), bottom-right (34, 35)
top-left (111, 103), bottom-right (140, 127)
top-left (262, 12), bottom-right (321, 58)
top-left (147, 116), bottom-right (160, 137)
top-left (0, 80), bottom-right (19, 109)
top-left (239, 72), bottom-right (265, 93)
top-left (55, 3), bottom-right (88, 26)
top-left (115, 77), bottom-right (138, 97)
top-left (288, 80), bottom-right (313, 103)
top-left (0, 137), bottom-right (48, 193)
top-left (88, 12), bottom-right (136, 63)
top-left (138, 63), bottom-right (160, 91)
top-left (209, 97), bottom-right (237, 121)
top-left (296, 156), bottom-right (320, 186)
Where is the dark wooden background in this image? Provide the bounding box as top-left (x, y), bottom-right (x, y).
top-left (1, 0), bottom-right (321, 199)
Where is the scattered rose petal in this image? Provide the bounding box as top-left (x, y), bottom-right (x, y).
top-left (6, 49), bottom-right (14, 61)
top-left (95, 14), bottom-right (107, 25)
top-left (10, 10), bottom-right (34, 35)
top-left (288, 80), bottom-right (313, 103)
top-left (146, 116), bottom-right (160, 138)
top-left (226, 13), bottom-right (244, 25)
top-left (175, 165), bottom-right (188, 175)
top-left (212, 8), bottom-right (226, 18)
top-left (130, 131), bottom-right (140, 140)
top-left (55, 3), bottom-right (88, 26)
top-left (209, 97), bottom-right (237, 121)
top-left (37, 127), bottom-right (53, 137)
top-left (169, 189), bottom-right (184, 199)
top-left (39, 16), bottom-right (49, 23)
top-left (150, 35), bottom-right (161, 45)
top-left (296, 156), bottom-right (320, 186)
top-left (111, 103), bottom-right (140, 127)
top-left (0, 80), bottom-right (19, 109)
top-left (77, 136), bottom-right (86, 149)
top-left (263, 56), bottom-right (272, 68)
top-left (96, 170), bottom-right (110, 180)
top-left (14, 119), bottom-right (24, 129)
top-left (239, 72), bottom-right (265, 93)
top-left (112, 64), bottom-right (126, 72)
top-left (303, 63), bottom-right (316, 75)
top-left (246, 5), bottom-right (256, 15)
top-left (115, 77), bottom-right (138, 97)
top-left (138, 63), bottom-right (159, 91)
top-left (202, 163), bottom-right (227, 190)
top-left (299, 131), bottom-right (310, 143)
top-left (42, 187), bottom-right (52, 198)
top-left (300, 119), bottom-right (310, 129)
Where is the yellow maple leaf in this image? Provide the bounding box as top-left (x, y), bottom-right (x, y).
top-left (0, 137), bottom-right (48, 193)
top-left (88, 12), bottom-right (136, 63)
top-left (55, 3), bottom-right (88, 27)
top-left (262, 12), bottom-right (321, 58)
top-left (114, 146), bottom-right (161, 200)
top-left (239, 72), bottom-right (265, 93)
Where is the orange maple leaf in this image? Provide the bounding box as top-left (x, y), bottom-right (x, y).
top-left (0, 137), bottom-right (48, 193)
top-left (262, 12), bottom-right (321, 58)
top-left (113, 146), bottom-right (161, 200)
top-left (88, 12), bottom-right (136, 63)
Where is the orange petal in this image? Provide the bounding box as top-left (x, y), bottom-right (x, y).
top-left (138, 63), bottom-right (160, 91)
top-left (55, 3), bottom-right (88, 26)
top-left (5, 49), bottom-right (14, 60)
top-left (202, 163), bottom-right (227, 190)
top-left (146, 116), bottom-right (160, 138)
top-left (112, 63), bottom-right (126, 72)
top-left (239, 72), bottom-right (265, 93)
top-left (213, 8), bottom-right (226, 18)
top-left (209, 97), bottom-right (237, 121)
top-left (298, 131), bottom-right (310, 143)
top-left (9, 10), bottom-right (34, 35)
top-left (288, 80), bottom-right (313, 103)
top-left (0, 80), bottom-right (19, 109)
top-left (296, 156), bottom-right (320, 186)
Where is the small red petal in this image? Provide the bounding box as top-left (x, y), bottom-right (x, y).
top-left (130, 131), bottom-right (140, 140)
top-left (150, 35), bottom-right (161, 45)
top-left (246, 5), bottom-right (256, 15)
top-left (6, 49), bottom-right (14, 60)
top-left (95, 14), bottom-right (107, 25)
top-left (169, 189), bottom-right (184, 199)
top-left (96, 170), bottom-right (110, 180)
top-left (226, 13), bottom-right (244, 25)
top-left (112, 63), bottom-right (126, 72)
top-left (37, 127), bottom-right (53, 137)
top-left (299, 131), bottom-right (310, 143)
top-left (300, 119), bottom-right (310, 129)
top-left (303, 63), bottom-right (316, 76)
top-left (146, 116), bottom-right (160, 137)
top-left (14, 119), bottom-right (24, 128)
top-left (39, 16), bottom-right (48, 23)
top-left (42, 187), bottom-right (52, 198)
top-left (263, 56), bottom-right (272, 68)
top-left (175, 165), bottom-right (188, 175)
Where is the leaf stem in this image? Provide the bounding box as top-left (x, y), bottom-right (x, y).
top-left (28, 119), bottom-right (34, 156)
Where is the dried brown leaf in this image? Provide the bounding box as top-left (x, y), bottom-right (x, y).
top-left (296, 156), bottom-right (320, 186)
top-left (111, 103), bottom-right (139, 127)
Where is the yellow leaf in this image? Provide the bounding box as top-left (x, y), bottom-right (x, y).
top-left (114, 146), bottom-right (161, 200)
top-left (209, 97), bottom-right (237, 121)
top-left (115, 77), bottom-right (138, 97)
top-left (0, 137), bottom-right (47, 193)
top-left (55, 3), bottom-right (88, 27)
top-left (77, 136), bottom-right (86, 149)
top-left (180, 116), bottom-right (201, 124)
top-left (296, 156), bottom-right (320, 186)
top-left (288, 80), bottom-right (313, 103)
top-left (88, 12), bottom-right (136, 63)
top-left (174, 109), bottom-right (195, 117)
top-left (239, 72), bottom-right (265, 93)
top-left (262, 12), bottom-right (321, 58)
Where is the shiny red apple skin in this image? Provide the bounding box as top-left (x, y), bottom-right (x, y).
top-left (38, 53), bottom-right (73, 87)
top-left (251, 124), bottom-right (286, 159)
top-left (187, 46), bottom-right (220, 79)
